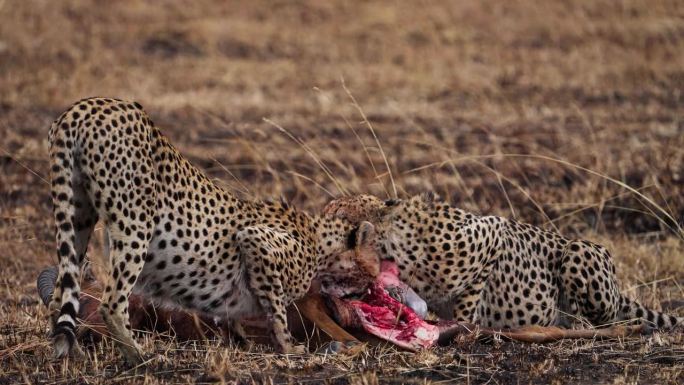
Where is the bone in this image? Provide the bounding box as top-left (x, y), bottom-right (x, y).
top-left (377, 261), bottom-right (428, 319)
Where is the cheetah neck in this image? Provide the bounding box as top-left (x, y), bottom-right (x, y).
top-left (375, 202), bottom-right (431, 264)
top-left (242, 199), bottom-right (317, 235)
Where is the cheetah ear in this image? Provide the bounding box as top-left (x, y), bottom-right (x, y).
top-left (347, 221), bottom-right (375, 250)
top-left (421, 191), bottom-right (438, 203)
top-left (353, 221), bottom-right (379, 277)
top-left (378, 199), bottom-right (401, 219)
top-left (355, 221), bottom-right (375, 247)
top-left (410, 192), bottom-right (438, 208)
top-left (346, 221), bottom-right (374, 249)
top-left (384, 199), bottom-right (401, 207)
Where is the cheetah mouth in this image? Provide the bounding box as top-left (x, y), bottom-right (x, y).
top-left (319, 277), bottom-right (369, 299)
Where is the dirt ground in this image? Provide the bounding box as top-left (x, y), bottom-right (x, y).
top-left (1, 0), bottom-right (683, 384)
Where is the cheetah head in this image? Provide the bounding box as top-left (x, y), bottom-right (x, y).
top-left (322, 194), bottom-right (406, 240)
top-left (322, 192), bottom-right (439, 265)
top-left (316, 220), bottom-right (381, 298)
top-left (316, 194), bottom-right (409, 297)
top-left (322, 194), bottom-right (393, 224)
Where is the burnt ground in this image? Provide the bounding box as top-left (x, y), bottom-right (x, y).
top-left (1, 0), bottom-right (683, 384)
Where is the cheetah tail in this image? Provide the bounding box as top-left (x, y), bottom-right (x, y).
top-left (619, 296), bottom-right (683, 330)
top-left (48, 118), bottom-right (83, 358)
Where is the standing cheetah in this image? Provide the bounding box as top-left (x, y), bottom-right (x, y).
top-left (324, 194), bottom-right (683, 329)
top-left (47, 97), bottom-right (375, 364)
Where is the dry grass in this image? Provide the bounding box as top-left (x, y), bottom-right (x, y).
top-left (1, 0), bottom-right (683, 384)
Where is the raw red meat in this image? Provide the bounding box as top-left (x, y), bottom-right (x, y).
top-left (345, 282), bottom-right (439, 350)
top-left (328, 261), bottom-right (440, 351)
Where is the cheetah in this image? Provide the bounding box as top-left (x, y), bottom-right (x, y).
top-left (324, 193), bottom-right (683, 330)
top-left (47, 97), bottom-right (375, 364)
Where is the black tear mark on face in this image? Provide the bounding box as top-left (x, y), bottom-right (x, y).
top-left (346, 226), bottom-right (359, 250)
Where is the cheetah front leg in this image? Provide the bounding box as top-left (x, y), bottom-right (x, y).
top-left (450, 283), bottom-right (485, 323)
top-left (237, 226), bottom-right (308, 354)
top-left (449, 260), bottom-right (495, 324)
top-left (252, 281), bottom-right (306, 354)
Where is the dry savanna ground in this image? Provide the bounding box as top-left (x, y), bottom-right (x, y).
top-left (1, 0), bottom-right (683, 384)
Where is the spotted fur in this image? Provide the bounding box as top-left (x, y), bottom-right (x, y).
top-left (47, 97), bottom-right (373, 364)
top-left (325, 194), bottom-right (683, 329)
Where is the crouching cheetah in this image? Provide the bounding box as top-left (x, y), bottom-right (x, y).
top-left (324, 194), bottom-right (683, 330)
top-left (47, 97), bottom-right (375, 364)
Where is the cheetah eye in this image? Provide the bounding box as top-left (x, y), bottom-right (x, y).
top-left (384, 199), bottom-right (399, 207)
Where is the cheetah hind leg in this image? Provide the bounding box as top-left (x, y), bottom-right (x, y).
top-left (559, 241), bottom-right (623, 326)
top-left (98, 224), bottom-right (152, 365)
top-left (99, 306), bottom-right (144, 364)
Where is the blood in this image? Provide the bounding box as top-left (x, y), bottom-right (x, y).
top-left (341, 262), bottom-right (439, 351)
